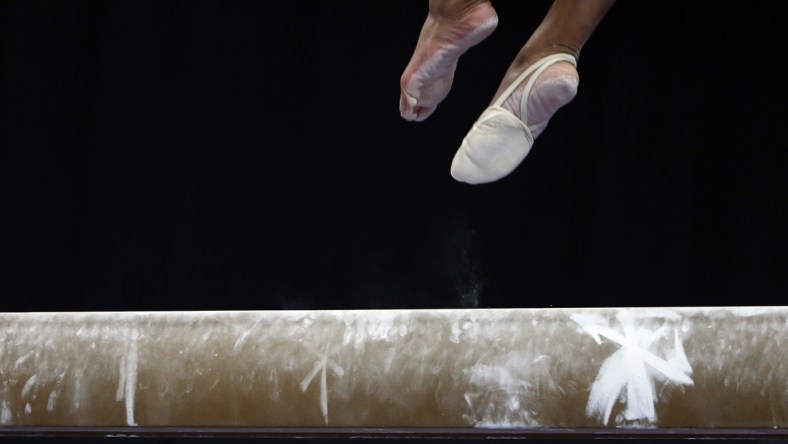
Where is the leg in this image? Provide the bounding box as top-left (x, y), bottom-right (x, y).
top-left (494, 0), bottom-right (616, 103)
top-left (399, 0), bottom-right (498, 122)
top-left (451, 0), bottom-right (616, 184)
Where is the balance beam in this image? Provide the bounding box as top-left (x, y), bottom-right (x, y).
top-left (0, 307), bottom-right (785, 438)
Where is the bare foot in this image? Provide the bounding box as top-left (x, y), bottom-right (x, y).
top-left (399, 2), bottom-right (498, 122)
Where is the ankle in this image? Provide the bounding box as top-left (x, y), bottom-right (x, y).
top-left (520, 43), bottom-right (581, 67)
top-left (428, 0), bottom-right (495, 23)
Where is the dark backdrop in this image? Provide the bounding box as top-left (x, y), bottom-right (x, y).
top-left (4, 0), bottom-right (786, 312)
top-left (2, 2), bottom-right (786, 443)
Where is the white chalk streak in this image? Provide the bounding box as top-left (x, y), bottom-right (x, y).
top-left (572, 310), bottom-right (693, 426)
top-left (117, 327), bottom-right (139, 426)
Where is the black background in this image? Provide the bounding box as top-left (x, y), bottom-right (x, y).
top-left (2, 0), bottom-right (787, 442)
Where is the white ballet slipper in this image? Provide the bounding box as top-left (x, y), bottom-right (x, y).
top-left (450, 53), bottom-right (577, 184)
